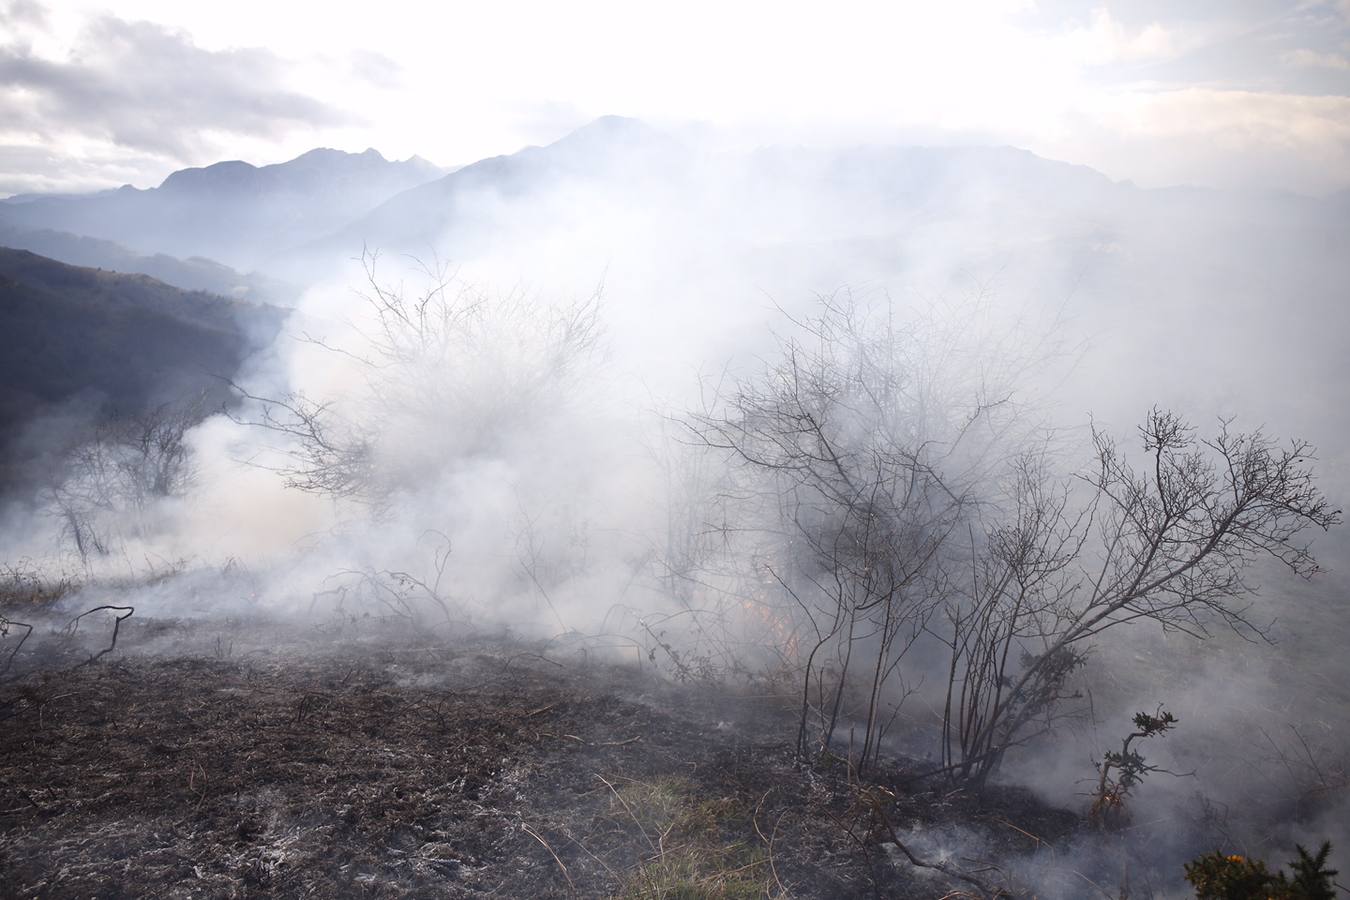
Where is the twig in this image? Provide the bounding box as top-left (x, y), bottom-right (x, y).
top-left (501, 651), bottom-right (566, 673)
top-left (522, 822), bottom-right (574, 891)
top-left (558, 825), bottom-right (618, 879)
top-left (1068, 867), bottom-right (1118, 899)
top-left (188, 759), bottom-right (209, 809)
top-left (595, 773), bottom-right (657, 853)
top-left (994, 817), bottom-right (1053, 851)
top-left (865, 786), bottom-right (1006, 898)
top-left (753, 788), bottom-right (789, 897)
top-left (597, 736), bottom-right (642, 747)
top-left (65, 605), bottom-right (135, 668)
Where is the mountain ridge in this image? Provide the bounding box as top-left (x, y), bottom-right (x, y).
top-left (0, 224), bottom-right (295, 304)
top-left (0, 148), bottom-right (447, 271)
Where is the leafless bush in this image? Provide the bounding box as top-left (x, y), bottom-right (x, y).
top-left (936, 411), bottom-right (1338, 788)
top-left (1256, 724), bottom-right (1350, 824)
top-left (308, 531), bottom-right (459, 624)
top-left (232, 250), bottom-right (601, 508)
top-left (686, 290), bottom-right (1032, 772)
top-left (686, 290), bottom-right (1339, 786)
top-left (0, 561), bottom-right (80, 609)
top-left (45, 398), bottom-right (202, 569)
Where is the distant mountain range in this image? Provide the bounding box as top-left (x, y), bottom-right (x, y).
top-left (0, 117), bottom-right (1184, 288)
top-left (2, 116), bottom-right (1346, 455)
top-left (275, 116), bottom-right (1348, 284)
top-left (295, 116), bottom-right (689, 261)
top-left (0, 147), bottom-right (444, 275)
top-left (5, 117), bottom-right (1345, 294)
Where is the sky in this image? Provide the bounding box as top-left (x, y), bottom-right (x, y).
top-left (1, 0), bottom-right (1348, 197)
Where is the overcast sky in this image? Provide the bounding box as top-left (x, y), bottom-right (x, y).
top-left (2, 0), bottom-right (1348, 197)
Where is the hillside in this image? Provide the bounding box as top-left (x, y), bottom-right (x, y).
top-left (0, 248), bottom-right (285, 486)
top-left (0, 224), bottom-right (295, 305)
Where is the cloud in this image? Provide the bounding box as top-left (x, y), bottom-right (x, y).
top-left (1285, 47), bottom-right (1350, 70)
top-left (1061, 7), bottom-right (1181, 65)
top-left (0, 13), bottom-right (349, 160)
top-left (347, 50), bottom-right (403, 90)
top-left (1, 0), bottom-right (1346, 195)
top-left (0, 143), bottom-right (175, 197)
top-left (1057, 85), bottom-right (1350, 193)
top-left (0, 0), bottom-right (46, 29)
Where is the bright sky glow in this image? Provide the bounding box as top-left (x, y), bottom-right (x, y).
top-left (1, 0), bottom-right (1347, 195)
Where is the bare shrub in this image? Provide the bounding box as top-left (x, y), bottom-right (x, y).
top-left (232, 250), bottom-right (601, 509)
top-left (937, 411), bottom-right (1338, 788)
top-left (687, 290), bottom-right (1339, 786)
top-left (686, 289), bottom-right (1035, 772)
top-left (45, 398), bottom-right (202, 569)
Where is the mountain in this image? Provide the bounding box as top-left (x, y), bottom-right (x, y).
top-left (0, 248), bottom-right (286, 485)
top-left (281, 118), bottom-right (1136, 274)
top-left (283, 116), bottom-right (684, 269)
top-left (299, 117), bottom-right (1350, 268)
top-left (282, 118), bottom-right (1350, 449)
top-left (0, 149), bottom-right (444, 273)
top-left (0, 224), bottom-right (295, 305)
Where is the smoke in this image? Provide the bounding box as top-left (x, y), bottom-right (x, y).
top-left (3, 119), bottom-right (1348, 894)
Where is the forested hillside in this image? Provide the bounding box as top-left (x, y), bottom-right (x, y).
top-left (0, 248), bottom-right (284, 487)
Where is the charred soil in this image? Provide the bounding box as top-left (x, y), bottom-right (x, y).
top-left (0, 615), bottom-right (1077, 898)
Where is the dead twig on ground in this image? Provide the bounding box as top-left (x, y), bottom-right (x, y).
top-left (994, 817), bottom-right (1054, 852)
top-left (557, 824), bottom-right (619, 879)
top-left (188, 759), bottom-right (208, 809)
top-left (597, 736), bottom-right (642, 747)
top-left (522, 821), bottom-right (575, 892)
top-left (0, 776), bottom-right (42, 813)
top-left (65, 605), bottom-right (134, 668)
top-left (860, 783), bottom-right (1008, 898)
top-left (753, 787), bottom-right (789, 897)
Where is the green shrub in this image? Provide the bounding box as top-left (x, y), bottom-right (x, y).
top-left (1185, 842), bottom-right (1336, 899)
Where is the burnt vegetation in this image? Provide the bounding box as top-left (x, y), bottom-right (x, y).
top-left (1, 268), bottom-right (1346, 898)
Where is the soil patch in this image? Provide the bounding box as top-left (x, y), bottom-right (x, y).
top-left (0, 616), bottom-right (1077, 897)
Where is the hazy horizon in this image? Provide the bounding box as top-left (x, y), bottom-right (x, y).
top-left (3, 0), bottom-right (1348, 198)
top-left (9, 116), bottom-right (1350, 203)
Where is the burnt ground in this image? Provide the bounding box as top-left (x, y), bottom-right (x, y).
top-left (0, 613), bottom-right (1080, 898)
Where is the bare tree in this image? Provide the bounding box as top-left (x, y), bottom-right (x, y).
top-left (47, 397), bottom-right (202, 568)
top-left (686, 290), bottom-right (1028, 772)
top-left (936, 410), bottom-right (1339, 788)
top-left (233, 250), bottom-right (601, 508)
top-left (228, 252), bottom-right (606, 626)
top-left (686, 290), bottom-right (1338, 786)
